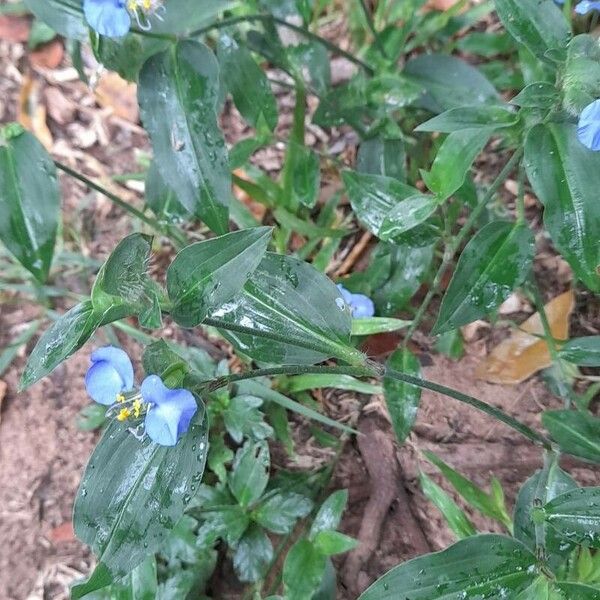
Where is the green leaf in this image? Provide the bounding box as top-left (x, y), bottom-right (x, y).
top-left (544, 487), bottom-right (600, 548)
top-left (283, 539), bottom-right (327, 600)
top-left (416, 106), bottom-right (518, 133)
top-left (543, 410), bottom-right (600, 463)
top-left (420, 471), bottom-right (476, 540)
top-left (357, 138), bottom-right (406, 181)
top-left (513, 465), bottom-right (577, 570)
top-left (433, 221), bottom-right (534, 334)
top-left (207, 253), bottom-right (360, 366)
top-left (223, 395), bottom-right (273, 443)
top-left (378, 194), bottom-right (441, 246)
top-left (149, 0), bottom-right (232, 36)
top-left (421, 130), bottom-right (491, 200)
top-left (423, 451), bottom-right (512, 528)
top-left (313, 530), bottom-right (357, 556)
top-left (342, 170), bottom-right (421, 239)
top-left (435, 329), bottom-right (464, 360)
top-left (167, 227), bottom-right (272, 327)
top-left (286, 374), bottom-right (382, 396)
top-left (77, 404), bottom-right (108, 432)
top-left (0, 124), bottom-right (60, 281)
top-left (196, 502), bottom-right (250, 547)
top-left (24, 0), bottom-right (86, 39)
top-left (20, 301), bottom-right (100, 390)
top-left (559, 336), bottom-right (600, 366)
top-left (71, 408), bottom-right (209, 598)
top-left (145, 162), bottom-right (187, 221)
top-left (292, 147), bottom-right (321, 209)
top-left (254, 492), bottom-right (313, 534)
top-left (525, 123), bottom-right (600, 291)
top-left (511, 82), bottom-right (559, 109)
top-left (138, 41), bottom-right (230, 234)
top-left (351, 317), bottom-right (410, 336)
top-left (562, 35), bottom-right (600, 116)
top-left (494, 0), bottom-right (570, 61)
top-left (228, 440), bottom-right (270, 508)
top-left (383, 349), bottom-right (421, 444)
top-left (233, 524), bottom-right (273, 583)
top-left (403, 54), bottom-right (500, 113)
top-left (310, 490), bottom-right (348, 538)
top-left (358, 535), bottom-right (537, 599)
top-left (553, 582), bottom-right (600, 599)
top-left (217, 34), bottom-right (278, 131)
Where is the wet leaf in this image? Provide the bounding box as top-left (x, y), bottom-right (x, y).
top-left (228, 441), bottom-right (270, 508)
top-left (351, 317), bottom-right (410, 336)
top-left (167, 227), bottom-right (271, 327)
top-left (357, 138), bottom-right (406, 181)
top-left (71, 408), bottom-right (209, 598)
top-left (313, 531), bottom-right (357, 556)
top-left (543, 410), bottom-right (600, 463)
top-left (525, 123), bottom-right (600, 292)
top-left (559, 336), bottom-right (600, 366)
top-left (0, 123), bottom-right (59, 281)
top-left (310, 490), bottom-right (348, 538)
top-left (416, 105), bottom-right (518, 133)
top-left (254, 492), bottom-right (313, 534)
top-left (138, 41), bottom-right (231, 234)
top-left (283, 539), bottom-right (327, 600)
top-left (24, 0), bottom-right (87, 40)
top-left (233, 524), bottom-right (273, 583)
top-left (383, 349), bottom-right (421, 444)
top-left (433, 221), bottom-right (534, 334)
top-left (475, 290), bottom-right (575, 384)
top-left (358, 535), bottom-right (537, 599)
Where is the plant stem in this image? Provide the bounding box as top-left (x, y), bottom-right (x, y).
top-left (403, 148), bottom-right (524, 346)
top-left (188, 14), bottom-right (374, 74)
top-left (358, 0), bottom-right (388, 59)
top-left (198, 364), bottom-right (378, 393)
top-left (55, 161), bottom-right (161, 231)
top-left (385, 367), bottom-right (554, 450)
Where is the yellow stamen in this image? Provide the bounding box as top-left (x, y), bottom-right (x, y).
top-left (143, 0), bottom-right (151, 9)
top-left (116, 393), bottom-right (126, 403)
top-left (117, 408), bottom-right (131, 421)
top-left (132, 399), bottom-right (142, 418)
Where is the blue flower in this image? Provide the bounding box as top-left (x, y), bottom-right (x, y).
top-left (85, 346), bottom-right (134, 405)
top-left (575, 0), bottom-right (600, 14)
top-left (336, 284), bottom-right (375, 319)
top-left (578, 99), bottom-right (600, 151)
top-left (83, 0), bottom-right (131, 37)
top-left (141, 375), bottom-right (197, 446)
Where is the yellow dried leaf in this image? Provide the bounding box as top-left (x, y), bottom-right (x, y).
top-left (475, 290), bottom-right (575, 384)
top-left (17, 75), bottom-right (53, 150)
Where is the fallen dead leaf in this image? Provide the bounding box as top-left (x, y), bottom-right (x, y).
top-left (0, 15), bottom-right (30, 43)
top-left (30, 38), bottom-right (64, 69)
top-left (94, 71), bottom-right (139, 123)
top-left (476, 290), bottom-right (575, 384)
top-left (17, 75), bottom-right (53, 150)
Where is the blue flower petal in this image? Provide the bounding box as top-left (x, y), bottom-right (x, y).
top-left (83, 0), bottom-right (131, 37)
top-left (141, 375), bottom-right (197, 446)
top-left (90, 346), bottom-right (134, 391)
top-left (85, 360), bottom-right (126, 405)
top-left (575, 0), bottom-right (600, 14)
top-left (578, 99), bottom-right (600, 151)
top-left (350, 293), bottom-right (375, 318)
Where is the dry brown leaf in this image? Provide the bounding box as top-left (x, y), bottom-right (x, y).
top-left (0, 15), bottom-right (30, 43)
top-left (476, 290), bottom-right (575, 384)
top-left (30, 38), bottom-right (64, 69)
top-left (94, 72), bottom-right (139, 123)
top-left (17, 75), bottom-right (53, 150)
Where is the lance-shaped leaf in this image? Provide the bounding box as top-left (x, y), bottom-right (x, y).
top-left (543, 410), bottom-right (600, 463)
top-left (206, 253), bottom-right (362, 366)
top-left (379, 194), bottom-right (441, 247)
top-left (525, 123), bottom-right (600, 292)
top-left (167, 227), bottom-right (272, 327)
top-left (72, 408), bottom-right (209, 598)
top-left (217, 34), bottom-right (278, 131)
top-left (433, 221), bottom-right (534, 334)
top-left (24, 0), bottom-right (87, 40)
top-left (139, 41), bottom-right (230, 234)
top-left (20, 301), bottom-right (99, 390)
top-left (559, 336), bottom-right (600, 366)
top-left (383, 349), bottom-right (421, 444)
top-left (416, 105), bottom-right (518, 133)
top-left (495, 0), bottom-right (570, 62)
top-left (0, 124), bottom-right (60, 282)
top-left (544, 487), bottom-right (600, 548)
top-left (358, 535), bottom-right (537, 599)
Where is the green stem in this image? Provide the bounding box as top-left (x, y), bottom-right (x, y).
top-left (403, 148), bottom-right (524, 345)
top-left (55, 161), bottom-right (163, 233)
top-left (358, 0), bottom-right (388, 59)
top-left (533, 449), bottom-right (560, 563)
top-left (385, 367), bottom-right (554, 450)
top-left (198, 364), bottom-right (378, 393)
top-left (188, 14), bottom-right (374, 74)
